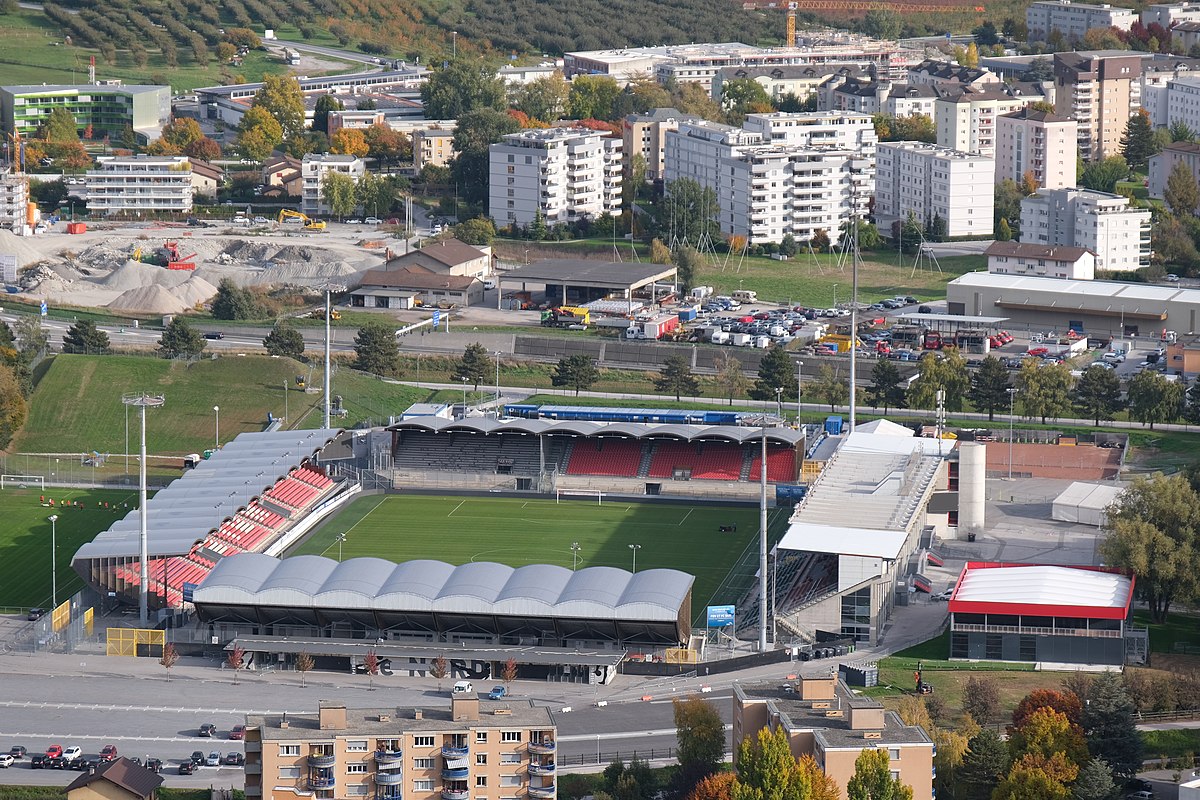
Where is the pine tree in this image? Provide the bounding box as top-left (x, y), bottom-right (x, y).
top-left (1073, 365), bottom-right (1123, 425)
top-left (751, 345), bottom-right (797, 401)
top-left (263, 322), bottom-right (305, 361)
top-left (967, 355), bottom-right (1011, 421)
top-left (867, 359), bottom-right (905, 414)
top-left (1081, 672), bottom-right (1143, 778)
top-left (353, 321), bottom-right (401, 376)
top-left (211, 277), bottom-right (259, 320)
top-left (958, 729), bottom-right (1010, 800)
top-left (1072, 757), bottom-right (1117, 800)
top-left (453, 342), bottom-right (491, 390)
top-left (551, 354), bottom-right (599, 396)
top-left (1120, 110), bottom-right (1157, 170)
top-left (1185, 379), bottom-right (1200, 424)
top-left (62, 319), bottom-right (110, 354)
top-left (654, 355), bottom-right (700, 401)
top-left (158, 317), bottom-right (206, 359)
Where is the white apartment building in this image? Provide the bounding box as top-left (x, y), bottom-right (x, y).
top-left (935, 87), bottom-right (1029, 157)
top-left (742, 110), bottom-right (877, 151)
top-left (623, 108), bottom-right (703, 183)
top-left (831, 81), bottom-right (938, 118)
top-left (906, 60), bottom-right (1001, 89)
top-left (1142, 2), bottom-right (1200, 28)
top-left (300, 154), bottom-right (366, 217)
top-left (488, 128), bottom-right (622, 227)
top-left (0, 170), bottom-right (28, 228)
top-left (713, 64), bottom-right (866, 108)
top-left (1020, 187), bottom-right (1151, 271)
top-left (875, 142), bottom-right (994, 238)
top-left (86, 155), bottom-right (192, 215)
top-left (995, 108), bottom-right (1078, 190)
top-left (1147, 141), bottom-right (1200, 199)
top-left (1166, 77), bottom-right (1200, 136)
top-left (1026, 0), bottom-right (1137, 43)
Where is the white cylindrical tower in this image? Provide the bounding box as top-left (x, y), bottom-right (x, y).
top-left (958, 441), bottom-right (987, 539)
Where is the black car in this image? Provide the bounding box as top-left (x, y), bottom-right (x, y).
top-left (46, 756), bottom-right (66, 769)
top-left (178, 760), bottom-right (195, 775)
top-left (190, 750), bottom-right (206, 765)
top-left (73, 757), bottom-right (102, 772)
top-left (9, 746), bottom-right (26, 760)
top-left (30, 754), bottom-right (46, 769)
top-left (144, 758), bottom-right (163, 773)
top-left (203, 332), bottom-right (224, 340)
top-left (198, 724), bottom-right (216, 737)
top-left (224, 752), bottom-right (245, 766)
top-left (27, 608), bottom-right (44, 621)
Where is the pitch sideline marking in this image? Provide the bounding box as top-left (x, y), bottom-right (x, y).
top-left (447, 500), bottom-right (466, 517)
top-left (318, 496), bottom-right (388, 557)
top-left (678, 508), bottom-right (694, 526)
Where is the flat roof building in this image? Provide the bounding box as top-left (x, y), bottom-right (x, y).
top-left (300, 154), bottom-right (366, 218)
top-left (85, 155), bottom-right (193, 215)
top-left (995, 107), bottom-right (1077, 190)
top-left (875, 142), bottom-right (994, 238)
top-left (0, 83), bottom-right (170, 144)
top-left (1027, 0), bottom-right (1137, 43)
top-left (1020, 187), bottom-right (1151, 271)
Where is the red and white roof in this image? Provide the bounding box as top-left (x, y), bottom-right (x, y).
top-left (947, 562), bottom-right (1134, 620)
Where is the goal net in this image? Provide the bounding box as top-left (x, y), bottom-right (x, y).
top-left (556, 490), bottom-right (604, 505)
top-left (2, 475), bottom-right (46, 490)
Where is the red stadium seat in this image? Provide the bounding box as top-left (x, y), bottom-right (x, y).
top-left (566, 439), bottom-right (641, 477)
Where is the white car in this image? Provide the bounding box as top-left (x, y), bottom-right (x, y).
top-left (932, 588), bottom-right (954, 601)
top-left (364, 216), bottom-right (382, 225)
top-left (0, 754), bottom-right (13, 768)
top-left (253, 216), bottom-right (269, 225)
top-left (62, 746), bottom-right (82, 762)
top-left (1102, 351), bottom-right (1125, 363)
top-left (206, 751), bottom-right (221, 766)
top-left (1166, 273), bottom-right (1180, 282)
top-left (345, 219), bottom-right (362, 225)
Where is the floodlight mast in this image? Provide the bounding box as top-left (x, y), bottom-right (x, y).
top-left (122, 392), bottom-right (165, 625)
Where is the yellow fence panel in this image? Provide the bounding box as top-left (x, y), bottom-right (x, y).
top-left (105, 628), bottom-right (164, 657)
top-left (664, 647), bottom-right (698, 664)
top-left (51, 600), bottom-right (70, 633)
top-left (83, 607), bottom-right (94, 637)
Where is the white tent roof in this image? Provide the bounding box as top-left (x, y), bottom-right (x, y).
top-left (1052, 481), bottom-right (1124, 513)
top-left (854, 419), bottom-right (914, 437)
top-left (777, 523), bottom-right (909, 560)
top-left (953, 565), bottom-right (1132, 609)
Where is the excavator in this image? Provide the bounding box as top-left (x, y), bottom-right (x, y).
top-left (278, 209), bottom-right (327, 231)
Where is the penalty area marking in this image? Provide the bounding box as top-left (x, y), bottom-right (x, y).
top-left (447, 500), bottom-right (466, 518)
top-left (678, 508), bottom-right (694, 526)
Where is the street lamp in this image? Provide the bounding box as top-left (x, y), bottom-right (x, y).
top-left (460, 376), bottom-right (469, 415)
top-left (570, 542), bottom-right (581, 571)
top-left (774, 386), bottom-right (783, 418)
top-left (494, 351), bottom-right (502, 402)
top-left (212, 405), bottom-right (220, 450)
top-left (452, 31), bottom-right (457, 58)
top-left (628, 543), bottom-right (641, 573)
top-left (832, 283), bottom-right (838, 309)
top-left (1007, 387), bottom-right (1018, 480)
top-left (47, 514), bottom-right (58, 608)
top-left (335, 532), bottom-right (347, 562)
top-left (796, 360), bottom-right (804, 422)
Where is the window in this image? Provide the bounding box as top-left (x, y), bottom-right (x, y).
top-left (347, 741), bottom-right (368, 752)
top-left (476, 754), bottom-right (488, 765)
top-left (414, 737), bottom-right (435, 748)
top-left (951, 632), bottom-right (968, 659)
top-left (476, 732), bottom-right (488, 744)
top-left (280, 745), bottom-right (300, 757)
top-left (500, 775), bottom-right (522, 787)
top-left (476, 777), bottom-right (488, 787)
top-left (888, 749), bottom-right (900, 760)
top-left (348, 763), bottom-right (367, 774)
top-left (414, 758), bottom-right (434, 769)
top-left (415, 780), bottom-right (434, 791)
top-left (500, 754), bottom-right (521, 765)
top-left (280, 767), bottom-right (301, 778)
top-left (346, 787), bottom-right (369, 797)
top-left (985, 634), bottom-right (1003, 660)
top-left (501, 731), bottom-right (522, 743)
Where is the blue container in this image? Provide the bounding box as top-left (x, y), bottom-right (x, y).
top-left (824, 415), bottom-right (843, 435)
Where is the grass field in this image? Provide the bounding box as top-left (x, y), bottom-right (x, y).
top-left (0, 487), bottom-right (139, 609)
top-left (289, 494), bottom-right (769, 614)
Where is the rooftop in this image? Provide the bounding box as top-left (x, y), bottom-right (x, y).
top-left (948, 562), bottom-right (1134, 619)
top-left (358, 266), bottom-right (478, 291)
top-left (985, 241), bottom-right (1092, 261)
top-left (949, 271), bottom-right (1188, 305)
top-left (385, 238), bottom-right (489, 270)
top-left (228, 635), bottom-right (625, 667)
top-left (500, 259), bottom-right (678, 291)
top-left (195, 68), bottom-right (429, 98)
top-left (737, 682), bottom-right (933, 749)
top-left (64, 757), bottom-right (164, 798)
top-left (1, 83), bottom-right (167, 95)
top-left (249, 700), bottom-right (555, 740)
top-left (999, 107), bottom-right (1073, 124)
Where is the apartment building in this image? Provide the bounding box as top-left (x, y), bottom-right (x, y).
top-left (874, 141), bottom-right (994, 237)
top-left (1026, 0), bottom-right (1137, 43)
top-left (622, 108), bottom-right (703, 183)
top-left (1165, 77), bottom-right (1200, 137)
top-left (414, 127), bottom-right (456, 173)
top-left (300, 154), bottom-right (366, 218)
top-left (995, 107), bottom-right (1078, 190)
top-left (488, 128), bottom-right (622, 227)
top-left (985, 241), bottom-right (1097, 280)
top-left (244, 698), bottom-right (557, 800)
top-left (734, 676), bottom-right (934, 800)
top-left (0, 170), bottom-right (28, 228)
top-left (1148, 141), bottom-right (1200, 199)
top-left (0, 83), bottom-right (170, 144)
top-left (1020, 187), bottom-right (1151, 271)
top-left (906, 60), bottom-right (1001, 89)
top-left (830, 81), bottom-right (938, 117)
top-left (935, 86), bottom-right (1029, 157)
top-left (1142, 1), bottom-right (1200, 27)
top-left (742, 111), bottom-right (877, 152)
top-left (713, 64), bottom-right (865, 109)
top-left (1053, 52), bottom-right (1142, 161)
top-left (1140, 59), bottom-right (1200, 126)
top-left (85, 155), bottom-right (192, 215)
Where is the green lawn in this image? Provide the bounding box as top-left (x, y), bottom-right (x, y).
top-left (288, 494), bottom-right (761, 613)
top-left (1142, 729), bottom-right (1200, 760)
top-left (295, 369), bottom-right (428, 430)
top-left (0, 487), bottom-right (139, 608)
top-left (1132, 609), bottom-right (1200, 654)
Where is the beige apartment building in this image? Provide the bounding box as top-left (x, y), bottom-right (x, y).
top-left (1053, 52), bottom-right (1141, 161)
top-left (622, 108), bottom-right (702, 183)
top-left (245, 698), bottom-right (557, 800)
top-left (995, 107), bottom-right (1078, 190)
top-left (734, 676), bottom-right (934, 800)
top-left (414, 128), bottom-right (456, 174)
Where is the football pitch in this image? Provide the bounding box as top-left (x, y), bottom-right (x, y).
top-left (0, 487), bottom-right (139, 608)
top-left (290, 494), bottom-right (788, 614)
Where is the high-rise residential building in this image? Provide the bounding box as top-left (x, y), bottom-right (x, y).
top-left (1140, 59), bottom-right (1200, 127)
top-left (874, 142), bottom-right (994, 238)
top-left (1026, 0), bottom-right (1137, 43)
top-left (1020, 187), bottom-right (1151, 271)
top-left (934, 86), bottom-right (1029, 157)
top-left (1142, 1), bottom-right (1200, 28)
top-left (713, 64), bottom-right (866, 110)
top-left (0, 170), bottom-right (29, 228)
top-left (734, 676), bottom-right (935, 800)
top-left (244, 698), bottom-right (557, 800)
top-left (300, 154), bottom-right (367, 218)
top-left (662, 112), bottom-right (874, 246)
top-left (622, 108), bottom-right (703, 183)
top-left (488, 128), bottom-right (622, 228)
top-left (85, 155), bottom-right (193, 215)
top-left (1053, 52), bottom-right (1142, 161)
top-left (995, 107), bottom-right (1078, 190)
top-left (1148, 141), bottom-right (1200, 199)
top-left (829, 80), bottom-right (938, 117)
top-left (1165, 77), bottom-right (1200, 137)
top-left (0, 83), bottom-right (170, 144)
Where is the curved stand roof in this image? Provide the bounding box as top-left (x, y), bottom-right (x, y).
top-left (388, 416), bottom-right (804, 445)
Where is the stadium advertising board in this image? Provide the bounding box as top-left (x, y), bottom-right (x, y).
top-left (706, 604), bottom-right (735, 627)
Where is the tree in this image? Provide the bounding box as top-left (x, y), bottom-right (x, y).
top-left (501, 657), bottom-right (518, 688)
top-left (1008, 707), bottom-right (1088, 769)
top-left (41, 107), bottom-right (79, 142)
top-left (1073, 365), bottom-right (1123, 425)
top-left (963, 675), bottom-right (1001, 724)
top-left (1120, 110), bottom-right (1158, 170)
top-left (1127, 368), bottom-right (1183, 429)
top-left (1079, 155), bottom-right (1129, 194)
top-left (353, 321), bottom-right (401, 376)
top-left (211, 277), bottom-right (259, 320)
top-left (656, 355), bottom-right (700, 401)
top-left (997, 218), bottom-right (1013, 241)
top-left (551, 354), bottom-right (600, 396)
top-left (732, 725), bottom-right (809, 800)
top-left (363, 649), bottom-right (380, 690)
top-left (1169, 119), bottom-right (1196, 143)
top-left (162, 117), bottom-right (203, 151)
top-left (355, 172), bottom-right (397, 220)
top-left (227, 644), bottom-right (245, 685)
top-left (1186, 379), bottom-right (1200, 425)
top-left (673, 246), bottom-right (706, 294)
top-left (296, 651), bottom-right (314, 688)
top-left (364, 123), bottom-right (408, 166)
top-left (715, 351), bottom-right (748, 406)
top-left (252, 74), bottom-right (305, 138)
top-left (991, 761), bottom-right (1070, 800)
top-left (263, 322), bottom-right (305, 361)
top-left (159, 642), bottom-right (179, 682)
top-left (962, 42), bottom-right (980, 68)
top-left (61, 319), bottom-right (110, 354)
top-left (158, 317), bottom-right (206, 359)
top-left (1072, 757), bottom-right (1117, 800)
top-left (861, 8), bottom-right (901, 38)
top-left (907, 349), bottom-right (970, 411)
top-left (1081, 671), bottom-right (1144, 777)
top-left (867, 359), bottom-right (904, 414)
top-left (451, 108), bottom-right (521, 207)
top-left (1101, 473), bottom-right (1200, 623)
top-left (313, 94), bottom-right (343, 134)
top-left (1016, 360), bottom-right (1074, 424)
top-left (958, 729), bottom-right (1010, 800)
top-left (1011, 689), bottom-right (1083, 731)
top-left (330, 128), bottom-right (369, 158)
top-left (967, 355), bottom-right (1010, 421)
top-left (185, 136), bottom-right (222, 162)
top-left (653, 179), bottom-right (719, 246)
top-left (454, 342), bottom-right (491, 390)
top-left (14, 316), bottom-right (46, 363)
top-left (1026, 56), bottom-right (1052, 81)
top-left (846, 747), bottom-right (913, 800)
top-left (421, 57), bottom-right (507, 119)
top-left (323, 171), bottom-right (358, 220)
top-left (513, 72), bottom-right (570, 123)
top-left (751, 345), bottom-right (797, 401)
top-left (974, 20), bottom-right (1000, 45)
top-left (1166, 159), bottom-right (1200, 215)
top-left (567, 75), bottom-right (622, 121)
top-left (650, 238), bottom-right (673, 265)
top-left (810, 364), bottom-right (848, 411)
top-left (688, 772), bottom-right (735, 800)
top-left (237, 105), bottom-right (284, 160)
top-left (721, 78), bottom-right (773, 124)
top-left (673, 697), bottom-right (724, 790)
top-left (430, 654), bottom-right (449, 691)
top-left (455, 218), bottom-right (496, 246)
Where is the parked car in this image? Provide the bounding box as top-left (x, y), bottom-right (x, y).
top-left (198, 724), bottom-right (216, 737)
top-left (27, 608), bottom-right (44, 621)
top-left (190, 751), bottom-right (205, 766)
top-left (932, 589), bottom-right (954, 601)
top-left (224, 752), bottom-right (245, 766)
top-left (1166, 273), bottom-right (1180, 282)
top-left (364, 217), bottom-right (383, 225)
top-left (253, 216), bottom-right (269, 225)
top-left (917, 305), bottom-right (932, 314)
top-left (45, 745), bottom-right (63, 759)
top-left (100, 744), bottom-right (118, 761)
top-left (144, 758), bottom-right (163, 773)
top-left (0, 754), bottom-right (14, 769)
top-left (1126, 792), bottom-right (1154, 800)
top-left (30, 755), bottom-right (47, 769)
top-left (451, 680), bottom-right (474, 695)
top-left (178, 760), bottom-right (195, 775)
top-left (62, 747), bottom-right (81, 763)
top-left (488, 685), bottom-right (507, 700)
top-left (73, 757), bottom-right (102, 772)
top-left (345, 219), bottom-right (363, 225)
top-left (9, 746), bottom-right (26, 760)
top-left (206, 751), bottom-right (221, 767)
top-left (228, 725), bottom-right (245, 741)
top-left (46, 756), bottom-right (66, 769)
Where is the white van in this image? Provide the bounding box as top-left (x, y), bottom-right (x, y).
top-left (451, 680), bottom-right (474, 695)
top-left (732, 290), bottom-right (758, 304)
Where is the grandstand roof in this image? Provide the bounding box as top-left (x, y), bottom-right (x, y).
top-left (193, 554), bottom-right (694, 622)
top-left (71, 430), bottom-right (341, 561)
top-left (776, 524), bottom-right (910, 560)
top-left (948, 562), bottom-right (1134, 620)
top-left (387, 416), bottom-right (804, 444)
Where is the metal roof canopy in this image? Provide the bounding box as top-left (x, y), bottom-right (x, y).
top-left (225, 635), bottom-right (627, 667)
top-left (947, 562), bottom-right (1134, 620)
top-left (499, 259), bottom-right (678, 292)
top-left (895, 313), bottom-right (1009, 326)
top-left (387, 416), bottom-right (804, 445)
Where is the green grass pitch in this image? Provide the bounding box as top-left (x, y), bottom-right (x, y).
top-left (289, 494), bottom-right (780, 616)
top-left (0, 487), bottom-right (140, 608)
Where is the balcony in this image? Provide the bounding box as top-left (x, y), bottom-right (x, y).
top-left (308, 775), bottom-right (336, 790)
top-left (308, 754), bottom-right (336, 768)
top-left (529, 763), bottom-right (556, 776)
top-left (377, 787), bottom-right (403, 800)
top-left (375, 751), bottom-right (403, 766)
top-left (441, 745), bottom-right (469, 758)
top-left (376, 771), bottom-right (405, 786)
top-left (443, 791), bottom-right (470, 800)
top-left (528, 741), bottom-right (556, 755)
top-left (529, 785), bottom-right (556, 798)
top-left (443, 767), bottom-right (470, 780)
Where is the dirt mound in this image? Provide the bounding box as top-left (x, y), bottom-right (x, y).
top-left (0, 229), bottom-right (51, 267)
top-left (106, 284), bottom-right (189, 314)
top-left (97, 260), bottom-right (192, 291)
top-left (175, 274), bottom-right (219, 308)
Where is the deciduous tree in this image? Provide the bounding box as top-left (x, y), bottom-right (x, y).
top-left (1165, 159), bottom-right (1200, 215)
top-left (159, 642), bottom-right (179, 682)
top-left (653, 179), bottom-right (719, 247)
top-left (715, 351), bottom-right (749, 406)
top-left (421, 58), bottom-right (507, 120)
top-left (501, 657), bottom-right (517, 688)
top-left (227, 644), bottom-right (245, 684)
top-left (41, 107), bottom-right (79, 142)
top-left (673, 246), bottom-right (706, 293)
top-left (1008, 707), bottom-right (1088, 769)
top-left (252, 74), bottom-right (306, 138)
top-left (161, 117), bottom-right (203, 151)
top-left (962, 675), bottom-right (1001, 724)
top-left (1080, 155), bottom-right (1130, 194)
top-left (451, 108), bottom-right (521, 207)
top-left (455, 218), bottom-right (495, 246)
top-left (551, 354), bottom-right (600, 396)
top-left (322, 170), bottom-right (358, 219)
top-left (1072, 364), bottom-right (1123, 425)
top-left (512, 72), bottom-right (570, 123)
top-left (1127, 368), bottom-right (1183, 429)
top-left (567, 75), bottom-right (622, 121)
top-left (967, 354), bottom-right (1011, 421)
top-left (867, 359), bottom-right (904, 414)
top-left (1011, 689), bottom-right (1083, 731)
top-left (363, 649), bottom-right (380, 690)
top-left (846, 747), bottom-right (913, 800)
top-left (810, 364), bottom-right (848, 411)
top-left (430, 654), bottom-right (448, 691)
top-left (655, 354), bottom-right (700, 401)
top-left (330, 128), bottom-right (369, 157)
top-left (673, 697), bottom-right (724, 790)
top-left (907, 349), bottom-right (970, 411)
top-left (991, 760), bottom-right (1069, 800)
top-left (296, 651), bottom-right (314, 687)
top-left (1016, 360), bottom-right (1074, 423)
top-left (237, 106), bottom-right (284, 160)
top-left (364, 123), bottom-right (408, 165)
top-left (353, 321), bottom-right (401, 376)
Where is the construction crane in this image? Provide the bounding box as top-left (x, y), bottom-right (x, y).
top-left (278, 209), bottom-right (327, 231)
top-left (747, 0), bottom-right (984, 16)
top-left (787, 1), bottom-right (797, 47)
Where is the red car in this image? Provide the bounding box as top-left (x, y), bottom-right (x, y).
top-left (228, 725), bottom-right (245, 741)
top-left (45, 746), bottom-right (62, 759)
top-left (100, 745), bottom-right (118, 762)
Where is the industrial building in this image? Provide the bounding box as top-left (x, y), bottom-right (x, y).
top-left (874, 142), bottom-right (994, 238)
top-left (0, 83), bottom-right (170, 144)
top-left (946, 562), bottom-right (1141, 667)
top-left (85, 155), bottom-right (193, 215)
top-left (244, 698), bottom-right (557, 800)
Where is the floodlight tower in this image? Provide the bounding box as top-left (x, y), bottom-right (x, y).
top-left (122, 392), bottom-right (165, 625)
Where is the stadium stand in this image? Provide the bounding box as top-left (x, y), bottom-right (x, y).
top-left (647, 441), bottom-right (744, 480)
top-left (566, 438), bottom-right (643, 476)
top-left (749, 446), bottom-right (798, 483)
